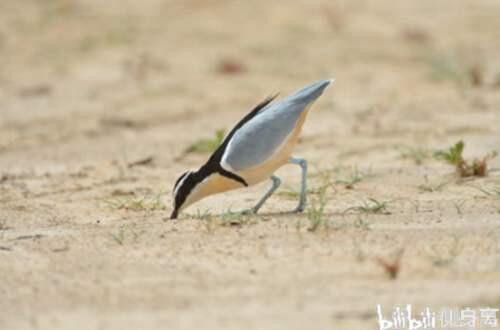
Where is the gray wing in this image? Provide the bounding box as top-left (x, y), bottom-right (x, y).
top-left (221, 79), bottom-right (332, 172)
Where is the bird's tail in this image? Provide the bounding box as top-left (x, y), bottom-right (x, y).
top-left (285, 79), bottom-right (334, 106)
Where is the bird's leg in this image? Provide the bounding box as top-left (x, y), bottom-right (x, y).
top-left (252, 175), bottom-right (281, 214)
top-left (289, 157), bottom-right (307, 212)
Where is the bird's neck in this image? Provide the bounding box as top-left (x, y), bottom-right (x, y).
top-left (182, 171), bottom-right (243, 210)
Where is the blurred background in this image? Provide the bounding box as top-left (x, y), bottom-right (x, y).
top-left (1, 0), bottom-right (499, 158)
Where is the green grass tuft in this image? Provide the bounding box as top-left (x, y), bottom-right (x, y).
top-left (434, 140), bottom-right (465, 165)
top-left (334, 167), bottom-right (369, 189)
top-left (466, 184), bottom-right (500, 197)
top-left (343, 198), bottom-right (391, 215)
top-left (219, 209), bottom-right (255, 227)
top-left (434, 140), bottom-right (497, 177)
top-left (184, 129), bottom-right (226, 155)
top-left (103, 192), bottom-right (166, 212)
top-left (306, 184), bottom-right (329, 232)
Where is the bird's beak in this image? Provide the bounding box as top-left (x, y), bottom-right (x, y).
top-left (170, 209), bottom-right (178, 220)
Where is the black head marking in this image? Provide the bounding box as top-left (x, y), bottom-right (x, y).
top-left (171, 171), bottom-right (199, 219)
top-left (173, 170), bottom-right (190, 193)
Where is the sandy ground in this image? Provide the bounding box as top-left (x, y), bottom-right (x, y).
top-left (1, 1), bottom-right (500, 329)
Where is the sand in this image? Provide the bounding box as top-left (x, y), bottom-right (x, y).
top-left (1, 1), bottom-right (500, 329)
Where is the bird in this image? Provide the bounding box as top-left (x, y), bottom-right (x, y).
top-left (170, 79), bottom-right (333, 219)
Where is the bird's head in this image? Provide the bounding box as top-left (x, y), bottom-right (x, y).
top-left (170, 170), bottom-right (199, 219)
top-left (170, 170), bottom-right (213, 219)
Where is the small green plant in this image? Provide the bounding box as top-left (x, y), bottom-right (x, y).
top-left (277, 186), bottom-right (330, 200)
top-left (219, 209), bottom-right (254, 227)
top-left (193, 210), bottom-right (217, 232)
top-left (283, 168), bottom-right (333, 218)
top-left (310, 166), bottom-right (336, 181)
top-left (277, 190), bottom-right (301, 200)
top-left (306, 185), bottom-right (328, 232)
top-left (335, 167), bottom-right (367, 189)
top-left (332, 216), bottom-right (371, 231)
top-left (489, 187), bottom-right (500, 196)
top-left (194, 209), bottom-right (213, 221)
top-left (467, 185), bottom-right (500, 196)
top-left (184, 129), bottom-right (226, 155)
top-left (343, 198), bottom-right (391, 215)
top-left (434, 140), bottom-right (465, 165)
top-left (434, 140), bottom-right (497, 177)
top-left (103, 192), bottom-right (166, 211)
